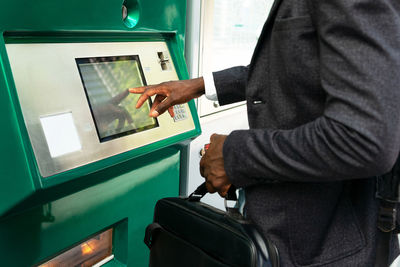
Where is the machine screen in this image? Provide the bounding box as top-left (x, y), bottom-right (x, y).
top-left (76, 55), bottom-right (158, 142)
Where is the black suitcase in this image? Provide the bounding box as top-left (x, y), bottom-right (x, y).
top-left (144, 183), bottom-right (280, 267)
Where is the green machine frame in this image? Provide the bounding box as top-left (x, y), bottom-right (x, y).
top-left (0, 0), bottom-right (201, 266)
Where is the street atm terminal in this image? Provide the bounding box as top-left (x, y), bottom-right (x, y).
top-left (0, 0), bottom-right (200, 266)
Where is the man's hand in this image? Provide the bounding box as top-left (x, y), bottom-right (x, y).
top-left (129, 77), bottom-right (205, 117)
top-left (200, 134), bottom-right (231, 197)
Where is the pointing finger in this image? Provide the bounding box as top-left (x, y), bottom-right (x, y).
top-left (135, 93), bottom-right (150, 109)
top-left (135, 87), bottom-right (159, 108)
top-left (129, 86), bottom-right (147, 94)
top-left (135, 86), bottom-right (170, 109)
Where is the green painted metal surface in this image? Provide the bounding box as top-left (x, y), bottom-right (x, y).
top-left (0, 0), bottom-right (201, 266)
top-left (0, 148), bottom-right (181, 266)
top-left (0, 34), bottom-right (36, 219)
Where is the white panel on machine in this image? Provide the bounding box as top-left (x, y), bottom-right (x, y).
top-left (40, 112), bottom-right (82, 158)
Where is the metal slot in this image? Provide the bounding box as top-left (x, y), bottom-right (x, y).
top-left (158, 51), bottom-right (172, 71)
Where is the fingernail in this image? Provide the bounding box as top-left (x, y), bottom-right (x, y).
top-left (151, 110), bottom-right (159, 117)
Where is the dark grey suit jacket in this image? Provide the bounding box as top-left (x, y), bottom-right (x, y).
top-left (213, 0), bottom-right (400, 266)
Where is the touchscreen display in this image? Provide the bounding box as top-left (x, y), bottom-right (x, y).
top-left (76, 55), bottom-right (158, 142)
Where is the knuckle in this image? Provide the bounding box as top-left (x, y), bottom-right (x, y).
top-left (206, 184), bottom-right (216, 193)
top-left (213, 180), bottom-right (223, 189)
top-left (160, 82), bottom-right (169, 90)
top-left (210, 178), bottom-right (218, 188)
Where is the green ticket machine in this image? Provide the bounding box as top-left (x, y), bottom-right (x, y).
top-left (0, 0), bottom-right (200, 266)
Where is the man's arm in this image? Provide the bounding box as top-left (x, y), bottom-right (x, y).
top-left (213, 66), bottom-right (249, 105)
top-left (223, 0), bottom-right (400, 187)
top-left (129, 65), bottom-right (249, 117)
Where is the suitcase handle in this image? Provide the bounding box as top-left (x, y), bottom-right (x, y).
top-left (144, 223), bottom-right (162, 249)
top-left (188, 182), bottom-right (237, 202)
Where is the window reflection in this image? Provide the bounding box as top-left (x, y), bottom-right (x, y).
top-left (203, 0), bottom-right (273, 72)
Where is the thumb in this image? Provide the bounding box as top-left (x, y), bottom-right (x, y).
top-left (153, 98), bottom-right (174, 117)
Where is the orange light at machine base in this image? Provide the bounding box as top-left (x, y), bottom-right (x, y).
top-left (81, 242), bottom-right (94, 255)
top-left (37, 228), bottom-right (113, 267)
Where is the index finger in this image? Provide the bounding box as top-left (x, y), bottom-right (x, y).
top-left (129, 86), bottom-right (149, 109)
top-left (133, 87), bottom-right (159, 109)
top-left (128, 86), bottom-right (147, 94)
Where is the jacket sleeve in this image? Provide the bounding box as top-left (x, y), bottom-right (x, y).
top-left (224, 0), bottom-right (400, 186)
top-left (212, 66), bottom-right (249, 105)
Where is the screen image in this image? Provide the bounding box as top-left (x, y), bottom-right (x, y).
top-left (76, 55), bottom-right (158, 142)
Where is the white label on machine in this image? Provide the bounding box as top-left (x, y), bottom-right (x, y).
top-left (40, 112), bottom-right (82, 158)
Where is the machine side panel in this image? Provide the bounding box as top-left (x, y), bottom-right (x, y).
top-left (0, 37), bottom-right (34, 215)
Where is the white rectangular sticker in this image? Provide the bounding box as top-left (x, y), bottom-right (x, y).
top-left (40, 112), bottom-right (82, 158)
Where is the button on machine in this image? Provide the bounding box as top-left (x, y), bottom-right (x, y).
top-left (173, 104), bottom-right (188, 122)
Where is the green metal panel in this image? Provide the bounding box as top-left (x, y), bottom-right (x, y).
top-left (0, 0), bottom-right (201, 265)
top-left (0, 0), bottom-right (201, 215)
top-left (0, 35), bottom-right (35, 216)
top-left (0, 0), bottom-right (186, 34)
top-left (0, 34), bottom-right (200, 212)
top-left (0, 148), bottom-right (180, 266)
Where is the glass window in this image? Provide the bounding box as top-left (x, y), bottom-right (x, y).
top-left (198, 0), bottom-right (273, 116)
top-left (201, 0), bottom-right (274, 73)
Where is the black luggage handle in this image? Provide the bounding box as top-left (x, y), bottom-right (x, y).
top-left (188, 182), bottom-right (240, 215)
top-left (188, 182), bottom-right (237, 202)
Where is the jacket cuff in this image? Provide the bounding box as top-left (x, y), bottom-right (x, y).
top-left (213, 66), bottom-right (248, 105)
top-left (223, 130), bottom-right (262, 188)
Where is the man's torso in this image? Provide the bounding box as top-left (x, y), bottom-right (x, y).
top-left (243, 1), bottom-right (391, 266)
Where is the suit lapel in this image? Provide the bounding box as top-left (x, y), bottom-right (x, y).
top-left (249, 0), bottom-right (283, 69)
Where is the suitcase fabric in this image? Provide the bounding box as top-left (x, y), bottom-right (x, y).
top-left (144, 183), bottom-right (279, 267)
